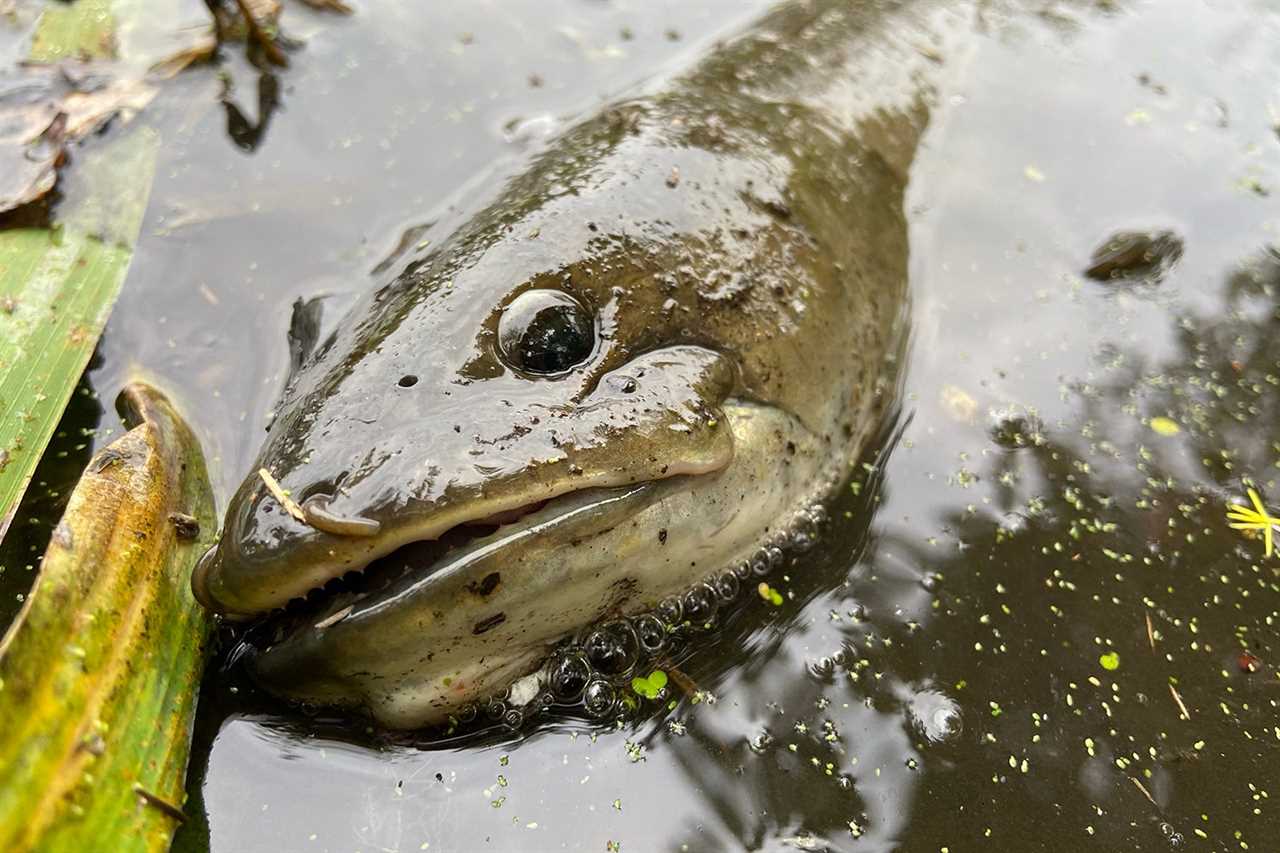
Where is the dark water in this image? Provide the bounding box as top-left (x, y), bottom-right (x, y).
top-left (4, 0), bottom-right (1280, 850)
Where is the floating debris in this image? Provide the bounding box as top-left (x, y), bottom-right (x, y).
top-left (1226, 487), bottom-right (1278, 558)
top-left (1083, 229), bottom-right (1183, 283)
top-left (0, 66), bottom-right (156, 213)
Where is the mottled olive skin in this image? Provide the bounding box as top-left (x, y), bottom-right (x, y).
top-left (195, 0), bottom-right (949, 726)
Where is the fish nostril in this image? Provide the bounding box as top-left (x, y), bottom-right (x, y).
top-left (299, 494), bottom-right (382, 537)
top-left (398, 374), bottom-right (419, 388)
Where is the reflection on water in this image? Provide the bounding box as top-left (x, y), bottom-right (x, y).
top-left (173, 0), bottom-right (1279, 846)
top-left (222, 71), bottom-right (281, 153)
top-left (4, 0), bottom-right (1278, 849)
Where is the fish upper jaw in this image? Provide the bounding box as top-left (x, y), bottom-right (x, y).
top-left (192, 344), bottom-right (737, 619)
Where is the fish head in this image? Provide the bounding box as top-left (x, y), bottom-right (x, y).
top-left (196, 221), bottom-right (743, 618)
top-left (190, 81), bottom-right (892, 725)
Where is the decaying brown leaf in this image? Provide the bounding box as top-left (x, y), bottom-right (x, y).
top-left (0, 64), bottom-right (156, 213)
top-left (209, 0), bottom-right (287, 65)
top-left (297, 0), bottom-right (354, 13)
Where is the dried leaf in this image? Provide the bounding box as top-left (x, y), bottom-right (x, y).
top-left (297, 0), bottom-right (354, 12)
top-left (0, 65), bottom-right (156, 213)
top-left (0, 125), bottom-right (159, 538)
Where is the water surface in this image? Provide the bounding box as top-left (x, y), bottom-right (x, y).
top-left (4, 0), bottom-right (1280, 850)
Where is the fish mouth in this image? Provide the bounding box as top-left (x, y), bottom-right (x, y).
top-left (193, 455), bottom-right (729, 626)
top-left (246, 480), bottom-right (677, 651)
top-left (221, 399), bottom-right (825, 727)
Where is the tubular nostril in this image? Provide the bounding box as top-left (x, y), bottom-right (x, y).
top-left (398, 375), bottom-right (419, 388)
top-left (300, 494), bottom-right (382, 537)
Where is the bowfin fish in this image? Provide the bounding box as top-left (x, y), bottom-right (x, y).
top-left (193, 0), bottom-right (953, 727)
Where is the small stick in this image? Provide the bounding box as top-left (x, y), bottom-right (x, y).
top-left (659, 660), bottom-right (701, 697)
top-left (314, 605), bottom-right (353, 630)
top-left (1145, 611), bottom-right (1156, 653)
top-left (133, 784), bottom-right (187, 824)
top-left (1168, 683), bottom-right (1191, 720)
top-left (258, 468), bottom-right (306, 523)
top-left (1130, 776), bottom-right (1158, 807)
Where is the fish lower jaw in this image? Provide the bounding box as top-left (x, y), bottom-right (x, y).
top-left (249, 399), bottom-right (838, 729)
top-left (252, 481), bottom-right (671, 641)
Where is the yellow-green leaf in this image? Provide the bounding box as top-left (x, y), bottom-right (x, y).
top-left (0, 382), bottom-right (216, 852)
top-left (0, 125), bottom-right (159, 539)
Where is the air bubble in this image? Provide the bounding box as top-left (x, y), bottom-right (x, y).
top-left (583, 680), bottom-right (616, 717)
top-left (584, 620), bottom-right (639, 677)
top-left (484, 698), bottom-right (507, 721)
top-left (733, 560), bottom-right (752, 581)
top-left (750, 550), bottom-right (770, 576)
top-left (656, 597), bottom-right (683, 626)
top-left (766, 545), bottom-right (785, 570)
top-left (456, 703), bottom-right (478, 724)
top-left (748, 730), bottom-right (774, 753)
top-left (906, 689), bottom-right (962, 745)
top-left (714, 571), bottom-right (740, 602)
top-left (634, 614), bottom-right (667, 654)
top-left (790, 526), bottom-right (815, 553)
top-left (502, 708), bottom-right (524, 729)
top-left (683, 583), bottom-right (717, 624)
top-left (1159, 822), bottom-right (1185, 847)
top-left (929, 706), bottom-right (962, 741)
top-left (549, 654), bottom-right (590, 702)
top-left (808, 656), bottom-right (836, 679)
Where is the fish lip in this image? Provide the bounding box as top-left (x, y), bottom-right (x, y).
top-left (196, 456), bottom-right (730, 621)
top-left (258, 480), bottom-right (669, 647)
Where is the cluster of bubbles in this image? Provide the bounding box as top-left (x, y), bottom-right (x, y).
top-left (459, 504), bottom-right (830, 728)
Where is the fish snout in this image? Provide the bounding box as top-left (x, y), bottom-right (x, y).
top-left (191, 472), bottom-right (385, 618)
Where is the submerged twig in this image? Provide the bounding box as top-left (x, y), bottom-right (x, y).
top-left (660, 660), bottom-right (701, 697)
top-left (1129, 776), bottom-right (1158, 808)
top-left (1168, 683), bottom-right (1191, 720)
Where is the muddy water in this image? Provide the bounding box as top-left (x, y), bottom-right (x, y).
top-left (4, 0), bottom-right (1280, 850)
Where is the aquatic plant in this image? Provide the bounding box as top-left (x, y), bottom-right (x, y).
top-left (1225, 488), bottom-right (1279, 558)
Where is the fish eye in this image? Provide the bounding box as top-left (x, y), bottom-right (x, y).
top-left (497, 289), bottom-right (595, 375)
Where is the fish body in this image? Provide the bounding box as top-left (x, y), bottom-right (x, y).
top-left (194, 0), bottom-right (948, 727)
